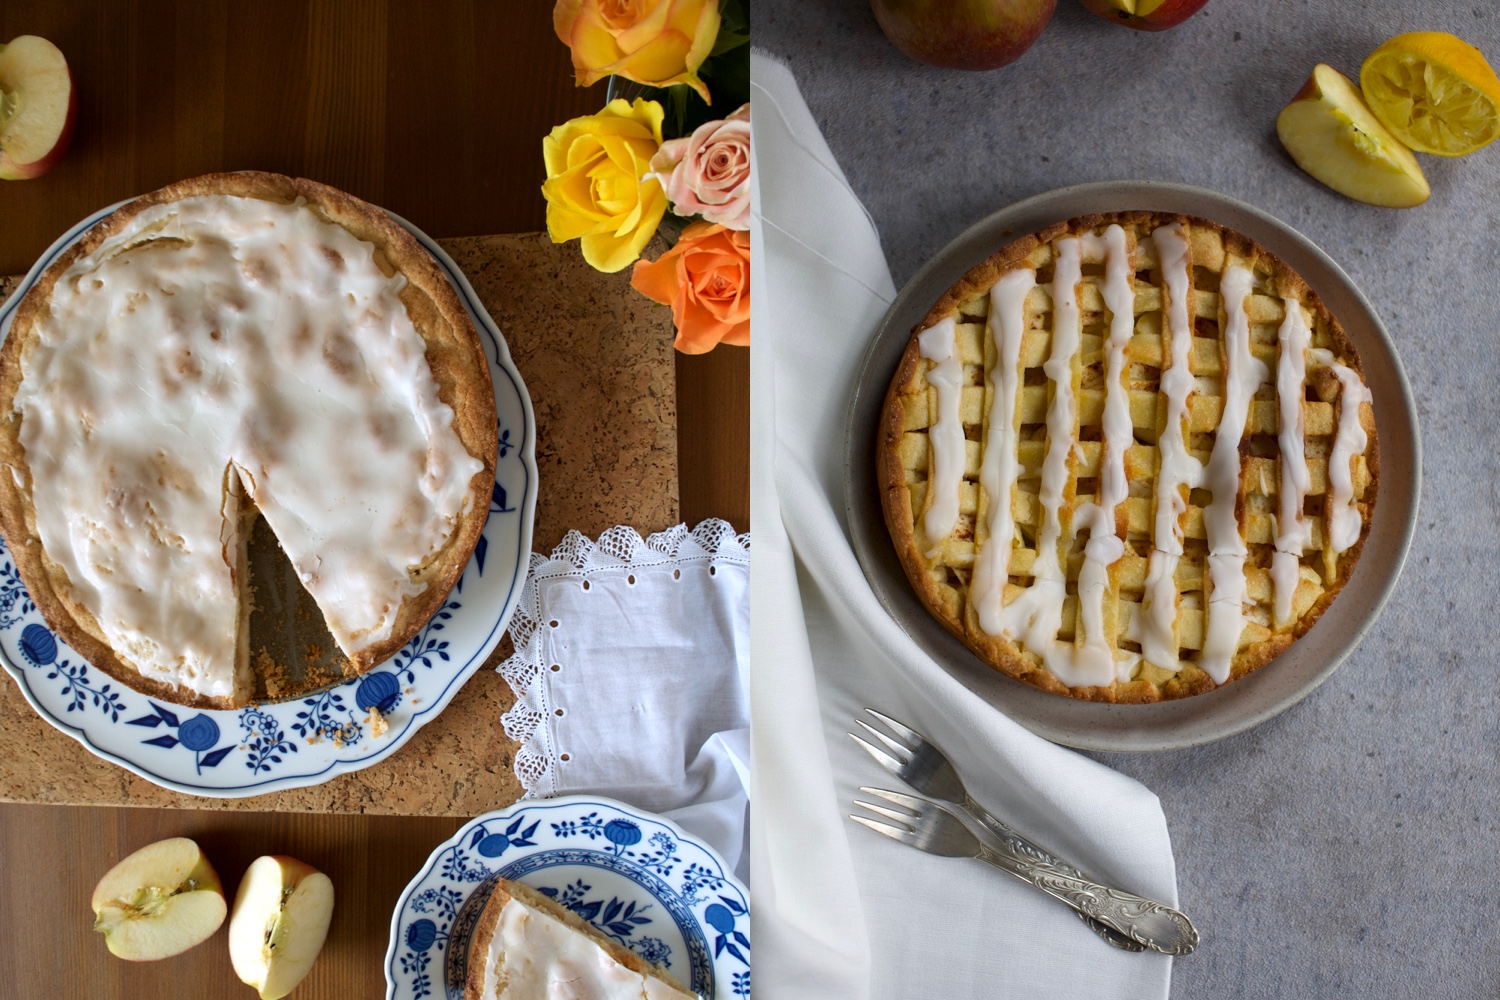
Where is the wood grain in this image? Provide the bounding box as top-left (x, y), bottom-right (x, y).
top-left (0, 1), bottom-right (747, 996)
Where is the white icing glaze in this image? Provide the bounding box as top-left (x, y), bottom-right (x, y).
top-left (1272, 299), bottom-right (1313, 627)
top-left (1070, 226), bottom-right (1133, 674)
top-left (996, 238), bottom-right (1114, 688)
top-left (1080, 226), bottom-right (1135, 516)
top-left (1140, 223), bottom-right (1203, 674)
top-left (1311, 347), bottom-right (1372, 554)
top-left (918, 317), bottom-right (964, 558)
top-left (482, 896), bottom-right (688, 1000)
top-left (970, 270), bottom-right (1035, 636)
top-left (16, 194), bottom-right (485, 698)
top-left (1199, 264), bottom-right (1270, 684)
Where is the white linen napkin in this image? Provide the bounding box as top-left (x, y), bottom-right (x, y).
top-left (749, 52), bottom-right (1179, 1000)
top-left (499, 520), bottom-right (750, 879)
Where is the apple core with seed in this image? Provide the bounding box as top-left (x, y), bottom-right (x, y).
top-left (229, 855), bottom-right (336, 1000)
top-left (90, 837), bottom-right (227, 962)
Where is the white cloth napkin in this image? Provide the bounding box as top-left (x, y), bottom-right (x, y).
top-left (749, 52), bottom-right (1179, 1000)
top-left (499, 520), bottom-right (750, 880)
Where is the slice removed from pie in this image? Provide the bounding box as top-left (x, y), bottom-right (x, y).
top-left (0, 171), bottom-right (498, 708)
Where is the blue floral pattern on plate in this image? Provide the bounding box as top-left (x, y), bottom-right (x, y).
top-left (385, 796), bottom-right (748, 1000)
top-left (0, 207), bottom-right (537, 797)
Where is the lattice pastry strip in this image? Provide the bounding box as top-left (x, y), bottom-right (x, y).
top-left (879, 212), bottom-right (1378, 703)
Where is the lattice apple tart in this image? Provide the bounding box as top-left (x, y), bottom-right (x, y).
top-left (878, 213), bottom-right (1378, 702)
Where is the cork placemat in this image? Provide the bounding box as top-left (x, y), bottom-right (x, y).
top-left (0, 232), bottom-right (678, 814)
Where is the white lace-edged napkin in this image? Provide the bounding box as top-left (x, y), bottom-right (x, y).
top-left (499, 520), bottom-right (750, 878)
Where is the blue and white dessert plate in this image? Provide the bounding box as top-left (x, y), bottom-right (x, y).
top-left (0, 202), bottom-right (537, 797)
top-left (386, 796), bottom-right (749, 1000)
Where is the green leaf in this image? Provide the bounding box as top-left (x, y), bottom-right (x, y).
top-left (698, 48), bottom-right (749, 116)
top-left (719, 0), bottom-right (749, 35)
top-left (710, 28), bottom-right (749, 58)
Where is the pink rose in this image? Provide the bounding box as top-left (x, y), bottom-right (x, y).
top-left (649, 104), bottom-right (750, 231)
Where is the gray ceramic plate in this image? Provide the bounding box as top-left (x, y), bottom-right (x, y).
top-left (844, 181), bottom-right (1420, 752)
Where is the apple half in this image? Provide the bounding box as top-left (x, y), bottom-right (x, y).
top-left (1277, 63), bottom-right (1429, 208)
top-left (0, 35), bottom-right (76, 180)
top-left (91, 837), bottom-right (227, 961)
top-left (1076, 0), bottom-right (1209, 31)
top-left (229, 855), bottom-right (336, 1000)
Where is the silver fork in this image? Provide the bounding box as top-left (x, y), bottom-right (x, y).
top-left (849, 709), bottom-right (1198, 956)
top-left (851, 787), bottom-right (1198, 956)
top-left (850, 710), bottom-right (1140, 952)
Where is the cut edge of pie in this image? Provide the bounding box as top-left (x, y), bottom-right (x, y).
top-left (877, 211), bottom-right (1379, 703)
top-left (0, 171), bottom-right (499, 709)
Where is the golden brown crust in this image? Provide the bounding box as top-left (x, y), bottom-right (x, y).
top-left (463, 878), bottom-right (692, 1000)
top-left (878, 211), bottom-right (1379, 704)
top-left (464, 880), bottom-right (505, 1000)
top-left (0, 171), bottom-right (497, 708)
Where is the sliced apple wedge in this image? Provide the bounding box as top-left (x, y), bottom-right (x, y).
top-left (229, 856), bottom-right (335, 1000)
top-left (1277, 63), bottom-right (1429, 208)
top-left (0, 35), bottom-right (76, 180)
top-left (91, 837), bottom-right (227, 961)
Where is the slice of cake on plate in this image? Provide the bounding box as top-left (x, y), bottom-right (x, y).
top-left (464, 878), bottom-right (695, 1000)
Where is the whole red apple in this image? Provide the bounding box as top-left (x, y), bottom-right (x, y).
top-left (1076, 0), bottom-right (1209, 31)
top-left (871, 0), bottom-right (1058, 71)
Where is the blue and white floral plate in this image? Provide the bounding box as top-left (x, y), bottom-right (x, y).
top-left (0, 202), bottom-right (537, 797)
top-left (386, 796), bottom-right (749, 1000)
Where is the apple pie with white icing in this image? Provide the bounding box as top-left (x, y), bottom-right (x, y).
top-left (464, 878), bottom-right (694, 1000)
top-left (878, 212), bottom-right (1378, 702)
top-left (0, 171), bottom-right (497, 709)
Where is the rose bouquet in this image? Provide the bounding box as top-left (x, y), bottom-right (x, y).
top-left (542, 0), bottom-right (750, 354)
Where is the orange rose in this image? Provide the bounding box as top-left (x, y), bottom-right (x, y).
top-left (554, 0), bottom-right (720, 104)
top-left (630, 221), bottom-right (749, 354)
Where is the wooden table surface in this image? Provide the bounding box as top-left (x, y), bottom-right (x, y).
top-left (0, 3), bottom-right (747, 997)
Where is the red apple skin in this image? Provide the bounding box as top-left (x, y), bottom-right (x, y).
top-left (0, 62), bottom-right (76, 181)
top-left (1076, 0), bottom-right (1210, 32)
top-left (871, 0), bottom-right (1058, 71)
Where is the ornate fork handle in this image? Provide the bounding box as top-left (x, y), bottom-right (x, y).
top-left (961, 798), bottom-right (1143, 952)
top-left (965, 796), bottom-right (1198, 956)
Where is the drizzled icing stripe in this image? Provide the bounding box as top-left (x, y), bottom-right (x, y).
top-left (1310, 347), bottom-right (1372, 554)
top-left (1272, 299), bottom-right (1313, 628)
top-left (995, 238), bottom-right (1113, 688)
top-left (918, 317), bottom-right (964, 558)
top-left (1140, 222), bottom-right (1203, 673)
top-left (971, 269), bottom-right (1036, 635)
top-left (1072, 226), bottom-right (1133, 682)
top-left (1200, 264), bottom-right (1270, 684)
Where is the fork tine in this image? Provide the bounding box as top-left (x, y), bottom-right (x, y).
top-left (851, 798), bottom-right (917, 825)
top-left (848, 814), bottom-right (916, 843)
top-left (854, 719), bottom-right (912, 760)
top-left (864, 707), bottom-right (924, 746)
top-left (848, 732), bottom-right (906, 774)
top-left (858, 786), bottom-right (930, 811)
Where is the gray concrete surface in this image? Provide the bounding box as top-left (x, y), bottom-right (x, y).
top-left (754, 2), bottom-right (1500, 996)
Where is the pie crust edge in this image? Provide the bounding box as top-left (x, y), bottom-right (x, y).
top-left (876, 211), bottom-right (1380, 704)
top-left (0, 170), bottom-right (499, 709)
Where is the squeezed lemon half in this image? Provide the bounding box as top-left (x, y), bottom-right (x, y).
top-left (1361, 31), bottom-right (1500, 157)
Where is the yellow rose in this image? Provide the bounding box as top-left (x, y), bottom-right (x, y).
top-left (554, 0), bottom-right (721, 104)
top-left (542, 98), bottom-right (669, 274)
